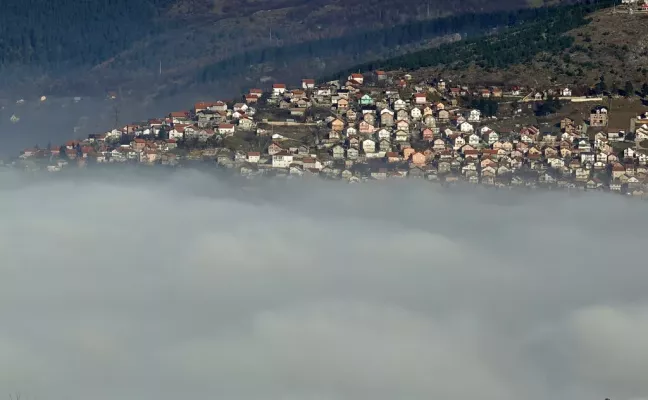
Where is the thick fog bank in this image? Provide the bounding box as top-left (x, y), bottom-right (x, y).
top-left (1, 169), bottom-right (647, 400)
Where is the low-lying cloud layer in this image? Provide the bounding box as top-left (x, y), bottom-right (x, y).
top-left (1, 169), bottom-right (647, 400)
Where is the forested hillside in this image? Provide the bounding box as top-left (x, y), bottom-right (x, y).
top-left (0, 0), bottom-right (577, 98)
top-left (328, 0), bottom-right (618, 86)
top-left (0, 0), bottom-right (173, 72)
top-left (195, 6), bottom-right (575, 84)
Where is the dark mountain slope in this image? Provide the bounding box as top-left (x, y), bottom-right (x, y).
top-left (0, 0), bottom-right (567, 98)
top-left (0, 0), bottom-right (173, 72)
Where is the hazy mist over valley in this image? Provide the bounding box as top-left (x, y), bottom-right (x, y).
top-left (1, 170), bottom-right (648, 400)
top-left (3, 0), bottom-right (648, 398)
top-left (0, 90), bottom-right (227, 157)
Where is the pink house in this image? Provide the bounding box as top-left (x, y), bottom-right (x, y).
top-left (403, 147), bottom-right (415, 160)
top-left (411, 152), bottom-right (426, 165)
top-left (359, 121), bottom-right (375, 135)
top-left (422, 128), bottom-right (434, 141)
top-left (386, 152), bottom-right (401, 163)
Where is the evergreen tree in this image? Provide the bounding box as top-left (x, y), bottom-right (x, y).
top-left (595, 77), bottom-right (607, 94)
top-left (624, 80), bottom-right (634, 97)
top-left (158, 127), bottom-right (168, 140)
top-left (641, 82), bottom-right (648, 97)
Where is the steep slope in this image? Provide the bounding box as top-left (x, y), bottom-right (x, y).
top-left (0, 0), bottom-right (563, 98)
top-left (329, 0), bottom-right (648, 90)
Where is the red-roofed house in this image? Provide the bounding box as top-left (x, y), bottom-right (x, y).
top-left (194, 102), bottom-right (211, 113)
top-left (247, 152), bottom-right (261, 163)
top-left (131, 138), bottom-right (146, 151)
top-left (218, 123), bottom-right (235, 136)
top-left (302, 79), bottom-right (315, 89)
top-left (170, 111), bottom-right (190, 123)
top-left (348, 73), bottom-right (364, 84)
top-left (272, 83), bottom-right (286, 95)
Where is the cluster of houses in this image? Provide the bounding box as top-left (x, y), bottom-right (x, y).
top-left (14, 71), bottom-right (648, 197)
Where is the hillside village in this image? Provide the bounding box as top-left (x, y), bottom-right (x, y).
top-left (11, 71), bottom-right (648, 197)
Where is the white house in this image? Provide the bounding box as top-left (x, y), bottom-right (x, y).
top-left (468, 109), bottom-right (481, 123)
top-left (302, 79), bottom-right (315, 89)
top-left (272, 83), bottom-right (287, 95)
top-left (454, 136), bottom-right (466, 150)
top-left (460, 121), bottom-right (474, 133)
top-left (561, 87), bottom-right (572, 97)
top-left (233, 103), bottom-right (249, 113)
top-left (393, 99), bottom-right (407, 110)
top-left (377, 128), bottom-right (391, 140)
top-left (410, 107), bottom-right (422, 120)
top-left (413, 92), bottom-right (427, 104)
top-left (105, 129), bottom-right (122, 140)
top-left (624, 147), bottom-right (636, 159)
top-left (468, 133), bottom-right (481, 146)
top-left (423, 115), bottom-right (436, 127)
top-left (272, 151), bottom-right (293, 168)
top-left (484, 130), bottom-right (499, 145)
top-left (348, 73), bottom-right (364, 84)
top-left (247, 152), bottom-right (261, 163)
top-left (362, 139), bottom-right (376, 153)
top-left (395, 130), bottom-right (409, 142)
top-left (332, 145), bottom-right (345, 159)
top-left (169, 128), bottom-right (184, 140)
top-left (218, 123), bottom-right (236, 136)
